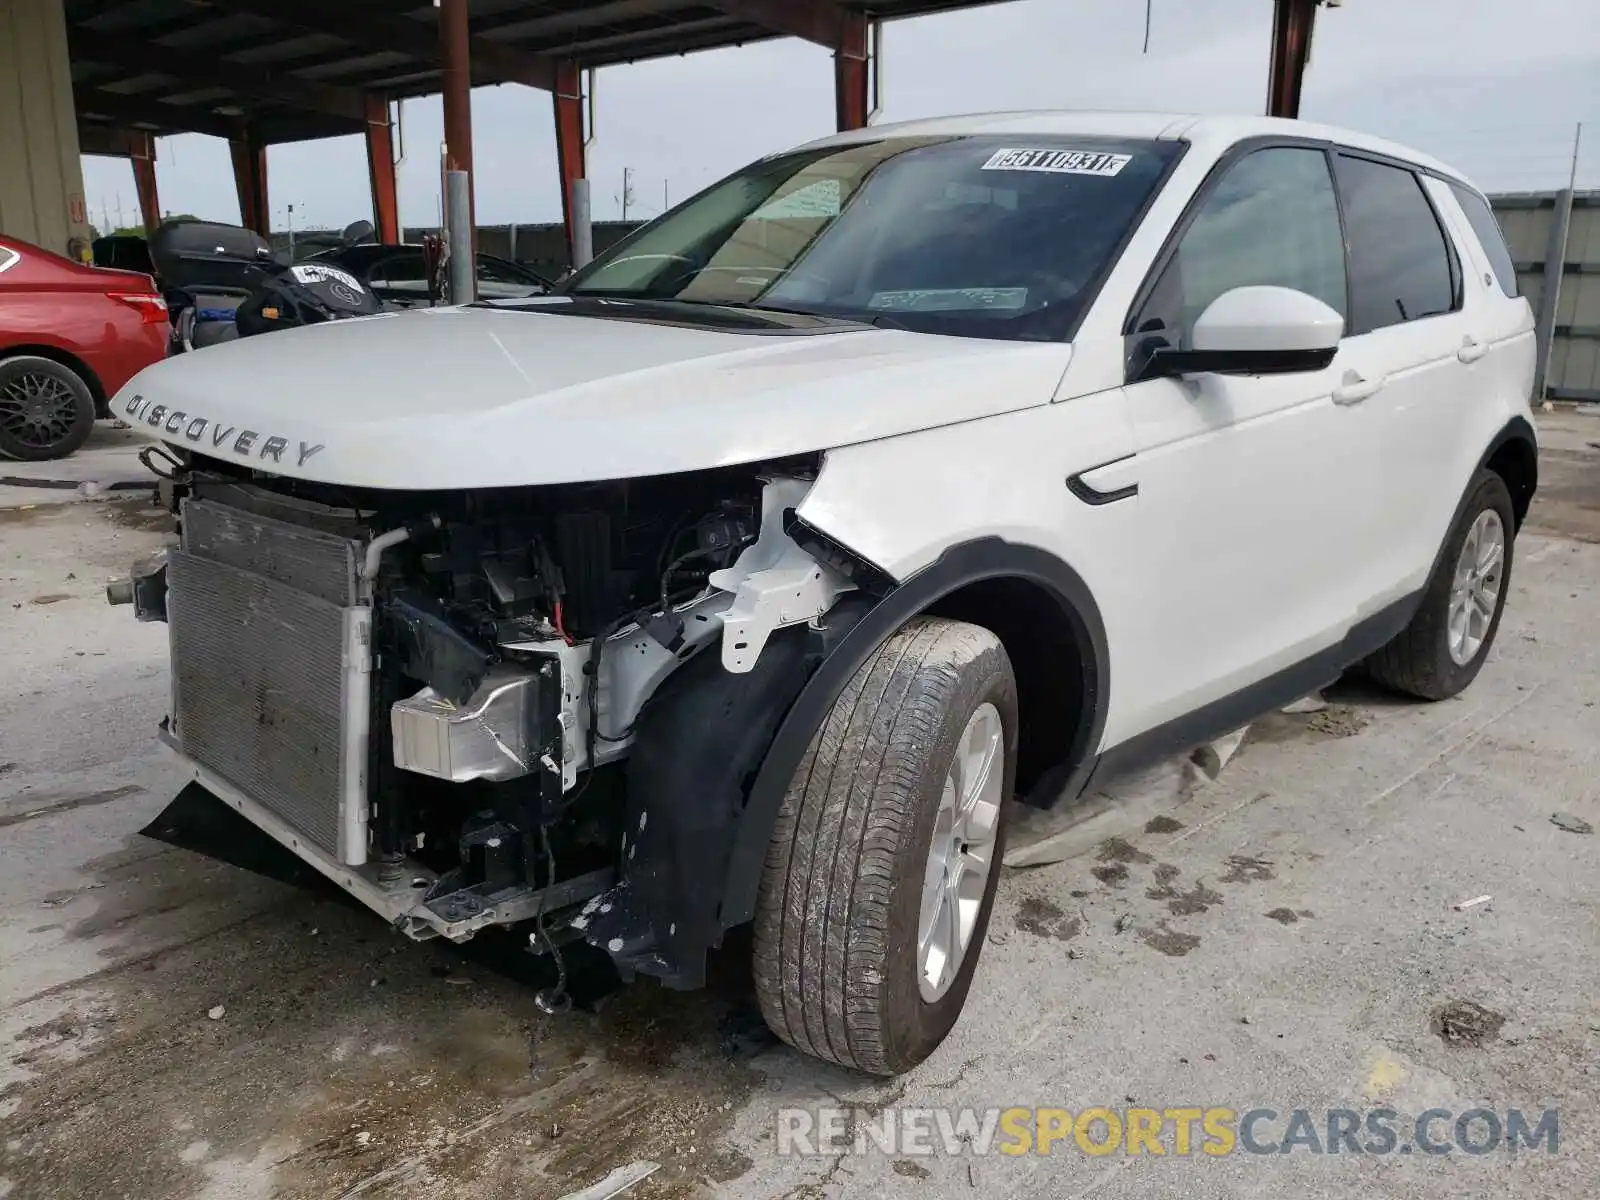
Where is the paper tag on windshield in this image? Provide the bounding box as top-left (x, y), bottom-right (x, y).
top-left (751, 178), bottom-right (842, 219)
top-left (290, 263), bottom-right (363, 291)
top-left (980, 148), bottom-right (1131, 176)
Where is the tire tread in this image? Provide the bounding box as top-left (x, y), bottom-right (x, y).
top-left (753, 616), bottom-right (1008, 1075)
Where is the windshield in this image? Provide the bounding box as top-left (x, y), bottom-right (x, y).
top-left (562, 134), bottom-right (1182, 340)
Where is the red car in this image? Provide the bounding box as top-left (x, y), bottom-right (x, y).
top-left (0, 234), bottom-right (169, 461)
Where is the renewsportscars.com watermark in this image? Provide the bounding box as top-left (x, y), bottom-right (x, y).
top-left (777, 1106), bottom-right (1560, 1159)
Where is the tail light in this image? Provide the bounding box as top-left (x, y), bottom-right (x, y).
top-left (109, 292), bottom-right (169, 325)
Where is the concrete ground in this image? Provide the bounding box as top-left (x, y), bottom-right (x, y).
top-left (0, 421), bottom-right (153, 505)
top-left (0, 414), bottom-right (1596, 1200)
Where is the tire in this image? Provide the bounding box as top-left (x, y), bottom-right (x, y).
top-left (0, 355), bottom-right (97, 461)
top-left (1365, 469), bottom-right (1516, 700)
top-left (752, 616), bottom-right (1017, 1075)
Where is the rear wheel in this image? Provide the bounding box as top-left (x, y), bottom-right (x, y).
top-left (752, 617), bottom-right (1016, 1075)
top-left (1365, 469), bottom-right (1515, 700)
top-left (0, 356), bottom-right (97, 461)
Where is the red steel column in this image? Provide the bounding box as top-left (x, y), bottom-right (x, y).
top-left (1266, 0), bottom-right (1320, 118)
top-left (834, 11), bottom-right (869, 131)
top-left (129, 130), bottom-right (161, 236)
top-left (365, 93), bottom-right (400, 244)
top-left (552, 60), bottom-right (586, 265)
top-left (230, 131), bottom-right (269, 235)
top-left (438, 0), bottom-right (475, 245)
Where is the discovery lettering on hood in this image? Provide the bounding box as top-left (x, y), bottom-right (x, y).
top-left (122, 393), bottom-right (325, 467)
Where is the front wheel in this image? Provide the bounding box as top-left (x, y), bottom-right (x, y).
top-left (752, 617), bottom-right (1017, 1075)
top-left (1365, 469), bottom-right (1516, 700)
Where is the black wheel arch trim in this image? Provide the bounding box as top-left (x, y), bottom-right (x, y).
top-left (1478, 414), bottom-right (1538, 529)
top-left (1417, 415), bottom-right (1535, 591)
top-left (717, 535), bottom-right (1110, 930)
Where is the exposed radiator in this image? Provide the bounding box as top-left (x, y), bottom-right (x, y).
top-left (168, 499), bottom-right (371, 864)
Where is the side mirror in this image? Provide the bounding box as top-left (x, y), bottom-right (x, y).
top-left (341, 220), bottom-right (376, 245)
top-left (1136, 285), bottom-right (1343, 381)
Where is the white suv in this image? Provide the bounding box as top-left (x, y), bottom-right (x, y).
top-left (109, 111), bottom-right (1537, 1077)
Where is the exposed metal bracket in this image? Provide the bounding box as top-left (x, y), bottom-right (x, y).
top-left (401, 867), bottom-right (615, 943)
top-left (709, 477), bottom-right (851, 674)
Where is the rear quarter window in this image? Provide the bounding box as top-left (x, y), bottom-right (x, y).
top-left (1448, 183), bottom-right (1519, 298)
top-left (1331, 154), bottom-right (1459, 334)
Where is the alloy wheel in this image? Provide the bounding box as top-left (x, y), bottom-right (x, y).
top-left (1447, 509), bottom-right (1505, 666)
top-left (917, 701), bottom-right (1004, 1003)
top-left (0, 371), bottom-right (80, 452)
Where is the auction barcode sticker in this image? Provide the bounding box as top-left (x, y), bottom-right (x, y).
top-left (980, 148), bottom-right (1132, 176)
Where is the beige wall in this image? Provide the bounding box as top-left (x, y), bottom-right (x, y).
top-left (0, 0), bottom-right (90, 256)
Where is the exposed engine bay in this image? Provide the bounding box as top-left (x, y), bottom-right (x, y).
top-left (118, 448), bottom-right (867, 995)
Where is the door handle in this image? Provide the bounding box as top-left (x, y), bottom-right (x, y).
top-left (1332, 370), bottom-right (1386, 405)
top-left (1457, 336), bottom-right (1488, 364)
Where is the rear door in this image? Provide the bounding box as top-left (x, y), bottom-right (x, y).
top-left (1111, 145), bottom-right (1368, 739)
top-left (1324, 152), bottom-right (1476, 603)
top-left (1431, 178), bottom-right (1539, 435)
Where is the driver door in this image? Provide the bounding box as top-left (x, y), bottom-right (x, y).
top-left (1108, 145), bottom-right (1374, 742)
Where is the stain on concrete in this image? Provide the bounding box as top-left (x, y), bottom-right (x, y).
top-left (1097, 837), bottom-right (1153, 864)
top-left (1221, 855), bottom-right (1275, 884)
top-left (1145, 866), bottom-right (1222, 916)
top-left (1265, 908), bottom-right (1299, 925)
top-left (892, 1159), bottom-right (932, 1179)
top-left (1249, 705), bottom-right (1371, 743)
top-left (104, 497), bottom-right (174, 533)
top-left (1014, 897), bottom-right (1081, 942)
top-left (705, 1147), bottom-right (755, 1182)
top-left (0, 784), bottom-right (145, 831)
top-left (1305, 706), bottom-right (1372, 738)
top-left (1091, 863), bottom-right (1129, 887)
top-left (1164, 884), bottom-right (1221, 917)
top-left (1431, 1000), bottom-right (1507, 1048)
top-left (29, 593), bottom-right (71, 606)
top-left (1144, 815), bottom-right (1185, 834)
top-left (0, 861), bottom-right (767, 1200)
top-left (1138, 923), bottom-right (1201, 957)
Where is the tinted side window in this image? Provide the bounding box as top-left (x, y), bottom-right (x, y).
top-left (1333, 155), bottom-right (1457, 333)
top-left (368, 251), bottom-right (430, 299)
top-left (476, 254), bottom-right (546, 295)
top-left (1448, 183), bottom-right (1518, 298)
top-left (1135, 147), bottom-right (1346, 345)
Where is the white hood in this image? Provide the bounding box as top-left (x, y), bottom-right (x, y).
top-left (111, 303), bottom-right (1070, 489)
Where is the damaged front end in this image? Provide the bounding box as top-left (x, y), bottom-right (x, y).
top-left (111, 452), bottom-right (873, 989)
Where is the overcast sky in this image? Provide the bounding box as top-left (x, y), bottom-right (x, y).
top-left (81, 0), bottom-right (1599, 233)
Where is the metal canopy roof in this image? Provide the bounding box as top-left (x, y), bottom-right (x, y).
top-left (68, 0), bottom-right (1012, 147)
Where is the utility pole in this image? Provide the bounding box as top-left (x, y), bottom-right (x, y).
top-left (1534, 121), bottom-right (1583, 404)
top-left (663, 179), bottom-right (669, 212)
top-left (619, 166), bottom-right (634, 221)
